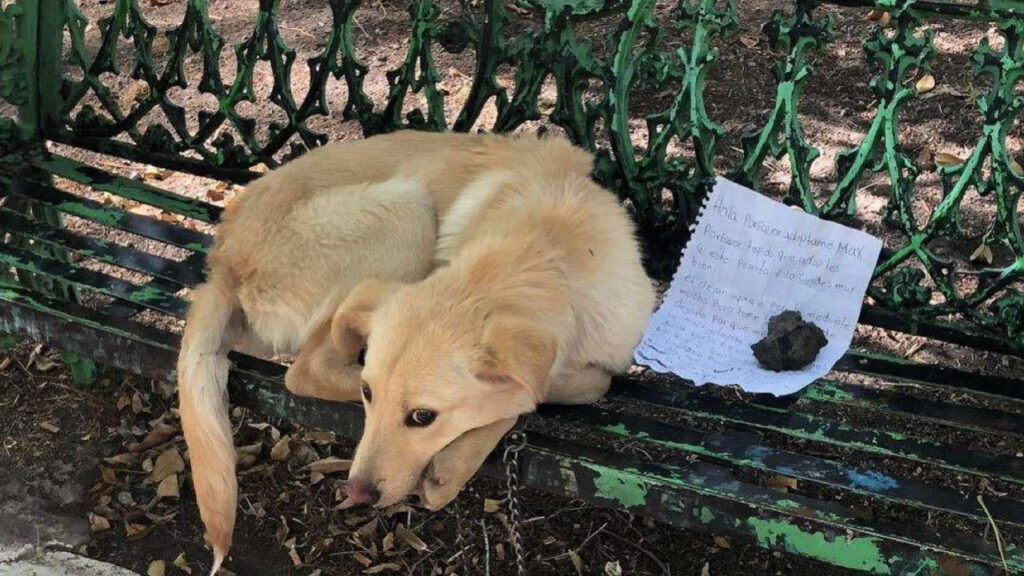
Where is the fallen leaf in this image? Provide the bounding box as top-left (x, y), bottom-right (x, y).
top-left (713, 535), bottom-right (732, 549)
top-left (604, 560), bottom-right (622, 576)
top-left (156, 474), bottom-right (180, 499)
top-left (143, 165), bottom-right (168, 181)
top-left (173, 553), bottom-right (191, 574)
top-left (569, 550), bottom-right (583, 575)
top-left (206, 188), bottom-right (226, 203)
top-left (236, 443), bottom-right (262, 468)
top-left (766, 474), bottom-right (798, 493)
top-left (288, 546), bottom-right (302, 567)
top-left (276, 516), bottom-right (290, 544)
top-left (865, 9), bottom-right (890, 25)
top-left (483, 499), bottom-right (501, 513)
top-left (148, 560), bottom-right (166, 576)
top-left (495, 543), bottom-right (505, 561)
top-left (129, 421), bottom-right (180, 451)
top-left (701, 562), bottom-right (710, 576)
top-left (915, 74), bottom-right (935, 94)
top-left (396, 524), bottom-right (428, 552)
top-left (148, 448), bottom-right (184, 484)
top-left (104, 452), bottom-right (138, 466)
top-left (117, 394), bottom-right (132, 411)
top-left (89, 513), bottom-right (111, 532)
top-left (738, 35), bottom-right (759, 49)
top-left (366, 564), bottom-right (401, 574)
top-left (970, 243), bottom-right (994, 265)
top-left (271, 436), bottom-right (291, 461)
top-left (353, 553), bottom-right (373, 568)
top-left (934, 152), bottom-right (963, 166)
top-left (307, 457), bottom-right (352, 474)
top-left (39, 421), bottom-right (60, 434)
top-left (0, 357), bottom-right (11, 371)
top-left (132, 391), bottom-right (147, 414)
top-left (382, 532), bottom-right (394, 552)
top-left (126, 522), bottom-right (150, 537)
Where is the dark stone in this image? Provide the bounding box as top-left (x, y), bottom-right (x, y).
top-left (751, 310), bottom-right (828, 371)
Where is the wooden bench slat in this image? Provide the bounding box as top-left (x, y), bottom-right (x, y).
top-left (799, 380), bottom-right (1024, 439)
top-left (544, 403), bottom-right (1024, 527)
top-left (838, 349), bottom-right (1024, 402)
top-left (0, 285), bottom-right (1016, 574)
top-left (0, 208), bottom-right (201, 286)
top-left (0, 175), bottom-right (212, 252)
top-left (611, 378), bottom-right (1024, 485)
top-left (32, 155), bottom-right (223, 224)
top-left (0, 242), bottom-right (188, 317)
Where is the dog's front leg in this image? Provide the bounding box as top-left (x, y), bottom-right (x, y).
top-left (420, 418), bottom-right (518, 509)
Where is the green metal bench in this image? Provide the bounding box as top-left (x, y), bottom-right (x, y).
top-left (1, 0), bottom-right (1023, 573)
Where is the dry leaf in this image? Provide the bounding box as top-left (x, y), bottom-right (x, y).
top-left (132, 391), bottom-right (147, 414)
top-left (915, 74), bottom-right (935, 94)
top-left (34, 355), bottom-right (58, 372)
top-left (0, 357), bottom-right (11, 371)
top-left (236, 443), bottom-right (263, 467)
top-left (569, 550), bottom-right (583, 575)
top-left (865, 9), bottom-right (890, 25)
top-left (126, 522), bottom-right (150, 537)
top-left (206, 188), bottom-right (226, 203)
top-left (307, 457), bottom-right (352, 474)
top-left (148, 448), bottom-right (184, 484)
top-left (143, 165), bottom-right (168, 181)
top-left (173, 553), bottom-right (191, 574)
top-left (156, 474), bottom-right (180, 500)
top-left (934, 152), bottom-right (963, 166)
top-left (738, 35), bottom-right (758, 49)
top-left (713, 535), bottom-right (732, 549)
top-left (604, 561), bottom-right (622, 576)
top-left (701, 562), bottom-right (711, 576)
top-left (483, 499), bottom-right (501, 513)
top-left (148, 560), bottom-right (166, 576)
top-left (353, 553), bottom-right (373, 568)
top-left (495, 543), bottom-right (506, 561)
top-left (1012, 159), bottom-right (1023, 175)
top-left (129, 421), bottom-right (180, 451)
top-left (39, 421), bottom-right (60, 434)
top-left (288, 546), bottom-right (302, 567)
top-left (117, 394), bottom-right (132, 411)
top-left (305, 430), bottom-right (336, 444)
top-left (104, 453), bottom-right (138, 466)
top-left (395, 524), bottom-right (428, 552)
top-left (366, 564), bottom-right (401, 574)
top-left (765, 474), bottom-right (798, 492)
top-left (89, 513), bottom-right (111, 532)
top-left (382, 532), bottom-right (395, 553)
top-left (276, 517), bottom-right (290, 544)
top-left (271, 436), bottom-right (291, 461)
top-left (970, 243), bottom-right (994, 265)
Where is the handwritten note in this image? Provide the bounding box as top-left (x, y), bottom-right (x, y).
top-left (634, 177), bottom-right (883, 395)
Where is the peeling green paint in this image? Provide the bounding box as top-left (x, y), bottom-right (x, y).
top-left (747, 517), bottom-right (891, 574)
top-left (580, 463), bottom-right (648, 508)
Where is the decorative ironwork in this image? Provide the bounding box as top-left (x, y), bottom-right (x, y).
top-left (1, 0), bottom-right (1023, 348)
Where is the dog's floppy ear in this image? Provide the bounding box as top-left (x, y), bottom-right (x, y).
top-left (475, 318), bottom-right (556, 402)
top-left (330, 279), bottom-right (402, 360)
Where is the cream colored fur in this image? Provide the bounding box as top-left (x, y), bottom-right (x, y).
top-left (176, 131), bottom-right (654, 572)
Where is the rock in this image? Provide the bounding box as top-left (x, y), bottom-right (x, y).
top-left (751, 311), bottom-right (828, 371)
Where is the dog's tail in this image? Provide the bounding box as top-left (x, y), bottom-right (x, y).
top-left (177, 277), bottom-right (239, 574)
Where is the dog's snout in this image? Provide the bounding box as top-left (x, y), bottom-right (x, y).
top-left (345, 478), bottom-right (381, 505)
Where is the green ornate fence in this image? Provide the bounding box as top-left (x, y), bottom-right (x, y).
top-left (1, 0), bottom-right (1023, 350)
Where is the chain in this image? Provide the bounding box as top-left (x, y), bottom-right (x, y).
top-left (503, 430), bottom-right (527, 576)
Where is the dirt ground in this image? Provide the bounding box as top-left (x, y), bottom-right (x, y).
top-left (1, 0), bottom-right (1023, 574)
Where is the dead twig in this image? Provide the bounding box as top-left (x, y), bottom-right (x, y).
top-left (602, 531), bottom-right (671, 576)
top-left (977, 495), bottom-right (1009, 573)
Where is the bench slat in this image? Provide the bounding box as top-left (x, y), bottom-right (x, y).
top-left (0, 285), bottom-right (1016, 574)
top-left (611, 378), bottom-right (1024, 485)
top-left (0, 175), bottom-right (212, 252)
top-left (838, 349), bottom-right (1024, 402)
top-left (32, 155), bottom-right (223, 224)
top-left (0, 242), bottom-right (187, 318)
top-left (543, 403), bottom-right (1024, 527)
top-left (0, 208), bottom-right (201, 286)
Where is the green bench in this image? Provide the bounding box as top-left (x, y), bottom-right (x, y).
top-left (1, 0), bottom-right (1022, 573)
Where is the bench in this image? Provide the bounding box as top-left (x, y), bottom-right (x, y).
top-left (1, 0), bottom-right (1022, 572)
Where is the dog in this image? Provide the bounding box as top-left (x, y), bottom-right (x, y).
top-left (177, 131), bottom-right (655, 572)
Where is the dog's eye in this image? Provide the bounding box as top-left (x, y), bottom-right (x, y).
top-left (357, 347), bottom-right (367, 366)
top-left (406, 409), bottom-right (437, 427)
top-left (361, 382), bottom-right (372, 403)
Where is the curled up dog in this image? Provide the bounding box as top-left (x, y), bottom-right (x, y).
top-left (176, 131), bottom-right (655, 571)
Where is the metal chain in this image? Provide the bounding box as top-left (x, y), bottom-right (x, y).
top-left (503, 430), bottom-right (527, 576)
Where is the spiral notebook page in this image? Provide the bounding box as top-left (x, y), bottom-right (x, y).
top-left (634, 177), bottom-right (883, 396)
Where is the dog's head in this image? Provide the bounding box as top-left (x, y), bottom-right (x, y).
top-left (334, 276), bottom-right (556, 508)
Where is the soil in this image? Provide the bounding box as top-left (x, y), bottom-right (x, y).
top-left (1, 0), bottom-right (1023, 574)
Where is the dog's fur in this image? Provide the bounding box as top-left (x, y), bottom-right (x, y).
top-left (177, 131), bottom-right (655, 571)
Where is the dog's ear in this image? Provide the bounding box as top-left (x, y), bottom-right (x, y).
top-left (475, 318), bottom-right (556, 402)
top-left (330, 279), bottom-right (402, 360)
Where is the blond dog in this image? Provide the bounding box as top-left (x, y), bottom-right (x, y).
top-left (177, 131), bottom-right (654, 571)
